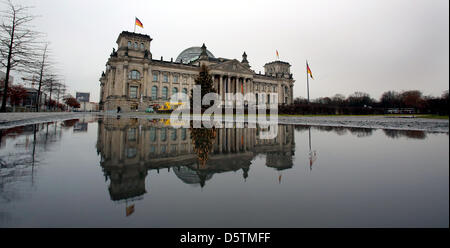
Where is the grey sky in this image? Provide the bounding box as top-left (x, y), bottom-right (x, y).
top-left (9, 0), bottom-right (449, 102)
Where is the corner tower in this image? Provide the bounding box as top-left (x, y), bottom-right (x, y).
top-left (264, 61), bottom-right (291, 79)
top-left (116, 31), bottom-right (152, 59)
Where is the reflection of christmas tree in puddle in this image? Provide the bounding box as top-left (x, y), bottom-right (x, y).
top-left (190, 127), bottom-right (216, 168)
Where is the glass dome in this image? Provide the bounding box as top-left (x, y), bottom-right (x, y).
top-left (175, 46), bottom-right (215, 64)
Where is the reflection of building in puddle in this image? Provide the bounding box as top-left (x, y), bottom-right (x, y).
top-left (106, 162), bottom-right (147, 202)
top-left (96, 118), bottom-right (295, 208)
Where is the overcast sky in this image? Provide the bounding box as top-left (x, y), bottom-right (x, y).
top-left (7, 0), bottom-right (449, 102)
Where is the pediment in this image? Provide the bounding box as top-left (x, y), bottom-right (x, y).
top-left (209, 59), bottom-right (253, 75)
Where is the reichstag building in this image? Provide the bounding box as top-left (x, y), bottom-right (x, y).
top-left (99, 31), bottom-right (295, 111)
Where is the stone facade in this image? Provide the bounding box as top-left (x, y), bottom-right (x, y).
top-left (99, 31), bottom-right (295, 112)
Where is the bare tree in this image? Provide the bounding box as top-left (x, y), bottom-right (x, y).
top-left (33, 43), bottom-right (58, 112)
top-left (55, 81), bottom-right (67, 109)
top-left (42, 74), bottom-right (63, 111)
top-left (0, 0), bottom-right (40, 112)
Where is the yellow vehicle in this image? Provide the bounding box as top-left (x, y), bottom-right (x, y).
top-left (156, 102), bottom-right (185, 113)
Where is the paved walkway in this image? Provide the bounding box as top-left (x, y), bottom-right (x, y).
top-left (0, 112), bottom-right (448, 132)
top-left (0, 112), bottom-right (91, 129)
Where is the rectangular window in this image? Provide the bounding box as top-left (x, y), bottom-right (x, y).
top-left (127, 148), bottom-right (137, 158)
top-left (163, 74), bottom-right (168, 83)
top-left (151, 86), bottom-right (158, 100)
top-left (153, 74), bottom-right (158, 82)
top-left (128, 128), bottom-right (136, 141)
top-left (173, 75), bottom-right (178, 83)
top-left (129, 86), bottom-right (138, 98)
top-left (171, 144), bottom-right (177, 153)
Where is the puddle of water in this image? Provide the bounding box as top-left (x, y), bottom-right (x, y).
top-left (0, 116), bottom-right (448, 227)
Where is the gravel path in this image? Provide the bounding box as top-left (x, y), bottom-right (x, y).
top-left (1, 112), bottom-right (448, 133)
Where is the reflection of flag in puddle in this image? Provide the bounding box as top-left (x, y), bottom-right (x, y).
top-left (309, 150), bottom-right (317, 169)
top-left (126, 204), bottom-right (135, 217)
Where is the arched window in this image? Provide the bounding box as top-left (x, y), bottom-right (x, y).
top-left (127, 41), bottom-right (131, 48)
top-left (140, 43), bottom-right (144, 50)
top-left (129, 70), bottom-right (140, 80)
top-left (160, 128), bottom-right (167, 141)
top-left (162, 86), bottom-right (168, 100)
top-left (134, 42), bottom-right (138, 49)
top-left (171, 128), bottom-right (177, 141)
top-left (172, 87), bottom-right (178, 97)
top-left (150, 127), bottom-right (156, 142)
top-left (150, 145), bottom-right (156, 154)
top-left (182, 88), bottom-right (188, 100)
top-left (151, 86), bottom-right (158, 100)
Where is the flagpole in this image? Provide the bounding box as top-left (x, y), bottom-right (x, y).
top-left (306, 60), bottom-right (310, 103)
top-left (308, 126), bottom-right (312, 170)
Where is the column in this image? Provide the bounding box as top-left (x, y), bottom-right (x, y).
top-left (170, 73), bottom-right (174, 100)
top-left (218, 129), bottom-right (223, 153)
top-left (109, 68), bottom-right (115, 97)
top-left (227, 128), bottom-right (231, 152)
top-left (225, 76), bottom-right (228, 102)
top-left (187, 75), bottom-right (192, 99)
top-left (143, 64), bottom-right (151, 97)
top-left (158, 71), bottom-right (162, 101)
top-left (143, 65), bottom-right (148, 98)
top-left (123, 66), bottom-right (128, 96)
top-left (219, 75), bottom-right (223, 102)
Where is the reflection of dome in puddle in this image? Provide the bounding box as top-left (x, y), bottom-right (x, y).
top-left (173, 165), bottom-right (213, 186)
top-left (266, 151), bottom-right (293, 171)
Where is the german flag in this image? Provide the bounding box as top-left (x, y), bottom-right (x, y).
top-left (307, 62), bottom-right (314, 79)
top-left (135, 17), bottom-right (143, 28)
